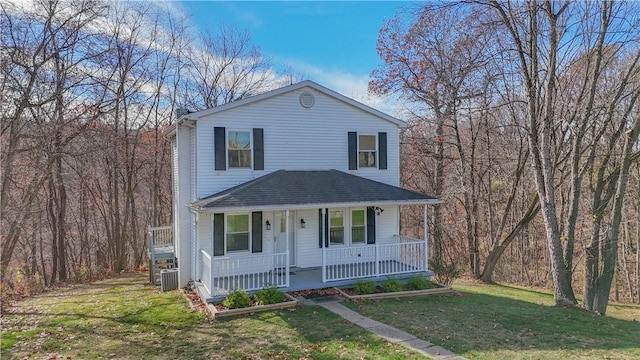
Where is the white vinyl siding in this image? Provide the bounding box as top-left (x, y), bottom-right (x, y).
top-left (190, 127), bottom-right (197, 201)
top-left (195, 88), bottom-right (400, 198)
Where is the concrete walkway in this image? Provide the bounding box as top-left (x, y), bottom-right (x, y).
top-left (316, 300), bottom-right (468, 360)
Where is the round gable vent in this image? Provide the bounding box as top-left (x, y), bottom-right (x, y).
top-left (299, 92), bottom-right (315, 108)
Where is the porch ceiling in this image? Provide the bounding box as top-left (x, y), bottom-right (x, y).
top-left (189, 170), bottom-right (439, 212)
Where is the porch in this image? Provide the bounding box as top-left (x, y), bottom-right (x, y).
top-left (195, 235), bottom-right (429, 302)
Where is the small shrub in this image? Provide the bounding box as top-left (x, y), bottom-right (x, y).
top-left (353, 279), bottom-right (376, 294)
top-left (380, 278), bottom-right (403, 293)
top-left (222, 289), bottom-right (251, 309)
top-left (407, 275), bottom-right (434, 290)
top-left (254, 286), bottom-right (284, 305)
top-left (431, 259), bottom-right (460, 286)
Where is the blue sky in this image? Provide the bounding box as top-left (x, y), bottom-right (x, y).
top-left (179, 1), bottom-right (417, 112)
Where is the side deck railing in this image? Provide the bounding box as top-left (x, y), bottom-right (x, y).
top-left (201, 252), bottom-right (289, 297)
top-left (323, 236), bottom-right (426, 282)
top-left (148, 225), bottom-right (173, 250)
top-left (148, 225), bottom-right (174, 285)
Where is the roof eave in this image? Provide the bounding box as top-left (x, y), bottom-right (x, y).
top-left (163, 117), bottom-right (196, 139)
top-left (188, 198), bottom-right (441, 214)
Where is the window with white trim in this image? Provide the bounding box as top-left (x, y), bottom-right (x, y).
top-left (226, 214), bottom-right (250, 252)
top-left (351, 209), bottom-right (366, 244)
top-left (329, 210), bottom-right (344, 245)
top-left (228, 131), bottom-right (251, 168)
top-left (358, 135), bottom-right (376, 168)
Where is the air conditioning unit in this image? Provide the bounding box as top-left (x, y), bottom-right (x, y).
top-left (160, 268), bottom-right (179, 291)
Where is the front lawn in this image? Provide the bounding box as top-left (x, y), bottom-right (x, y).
top-left (0, 273), bottom-right (423, 359)
top-left (344, 279), bottom-right (640, 359)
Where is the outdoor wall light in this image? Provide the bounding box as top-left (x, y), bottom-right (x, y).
top-left (300, 218), bottom-right (306, 228)
top-left (266, 220), bottom-right (271, 230)
top-left (374, 206), bottom-right (385, 215)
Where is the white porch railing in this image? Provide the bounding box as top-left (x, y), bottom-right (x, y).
top-left (324, 236), bottom-right (426, 282)
top-left (200, 250), bottom-right (212, 295)
top-left (203, 252), bottom-right (289, 297)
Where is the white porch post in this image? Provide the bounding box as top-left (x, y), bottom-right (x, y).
top-left (322, 208), bottom-right (326, 282)
top-left (375, 207), bottom-right (380, 277)
top-left (210, 214), bottom-right (215, 296)
top-left (285, 209), bottom-right (290, 287)
top-left (424, 205), bottom-right (429, 272)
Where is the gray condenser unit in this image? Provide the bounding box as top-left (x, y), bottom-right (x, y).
top-left (160, 268), bottom-right (179, 291)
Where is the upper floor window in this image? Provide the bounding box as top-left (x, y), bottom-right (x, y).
top-left (228, 131), bottom-right (251, 168)
top-left (358, 135), bottom-right (376, 168)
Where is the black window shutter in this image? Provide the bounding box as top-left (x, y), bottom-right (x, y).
top-left (253, 128), bottom-right (264, 170)
top-left (367, 207), bottom-right (376, 244)
top-left (318, 209), bottom-right (323, 248)
top-left (324, 210), bottom-right (329, 247)
top-left (251, 212), bottom-right (263, 253)
top-left (214, 127), bottom-right (226, 171)
top-left (378, 132), bottom-right (387, 170)
top-left (318, 209), bottom-right (329, 248)
top-left (214, 213), bottom-right (225, 256)
top-left (348, 132), bottom-right (357, 170)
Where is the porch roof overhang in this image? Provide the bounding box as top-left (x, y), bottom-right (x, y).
top-left (188, 170), bottom-right (441, 213)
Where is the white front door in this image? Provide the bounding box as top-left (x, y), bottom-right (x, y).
top-left (274, 210), bottom-right (295, 266)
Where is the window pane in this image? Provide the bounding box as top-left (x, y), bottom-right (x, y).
top-left (329, 210), bottom-right (344, 245)
top-left (330, 210), bottom-right (343, 227)
top-left (229, 149), bottom-right (251, 168)
top-left (227, 214), bottom-right (249, 233)
top-left (359, 135), bottom-right (376, 151)
top-left (352, 226), bottom-right (365, 243)
top-left (227, 233), bottom-right (249, 252)
top-left (359, 152), bottom-right (376, 167)
top-left (330, 228), bottom-right (344, 245)
top-left (228, 131), bottom-right (251, 150)
top-left (352, 210), bottom-right (365, 226)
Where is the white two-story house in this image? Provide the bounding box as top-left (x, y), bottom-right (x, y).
top-left (161, 80), bottom-right (439, 300)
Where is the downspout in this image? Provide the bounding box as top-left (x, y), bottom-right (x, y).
top-left (375, 207), bottom-right (380, 277)
top-left (194, 211), bottom-right (199, 286)
top-left (210, 214), bottom-right (215, 297)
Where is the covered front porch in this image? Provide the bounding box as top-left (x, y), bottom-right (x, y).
top-left (183, 170), bottom-right (439, 302)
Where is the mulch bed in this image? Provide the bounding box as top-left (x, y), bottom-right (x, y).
top-left (287, 287), bottom-right (341, 298)
top-left (340, 283), bottom-right (444, 296)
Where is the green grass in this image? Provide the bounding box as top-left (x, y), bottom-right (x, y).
top-left (1, 273), bottom-right (423, 359)
top-left (345, 279), bottom-right (640, 359)
top-left (5, 273), bottom-right (639, 359)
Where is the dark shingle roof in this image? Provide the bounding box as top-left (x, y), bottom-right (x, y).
top-left (190, 170), bottom-right (439, 211)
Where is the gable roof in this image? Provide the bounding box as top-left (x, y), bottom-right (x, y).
top-left (180, 80), bottom-right (407, 128)
top-left (189, 170), bottom-right (439, 212)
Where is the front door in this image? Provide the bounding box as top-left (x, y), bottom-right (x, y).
top-left (274, 211), bottom-right (295, 266)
